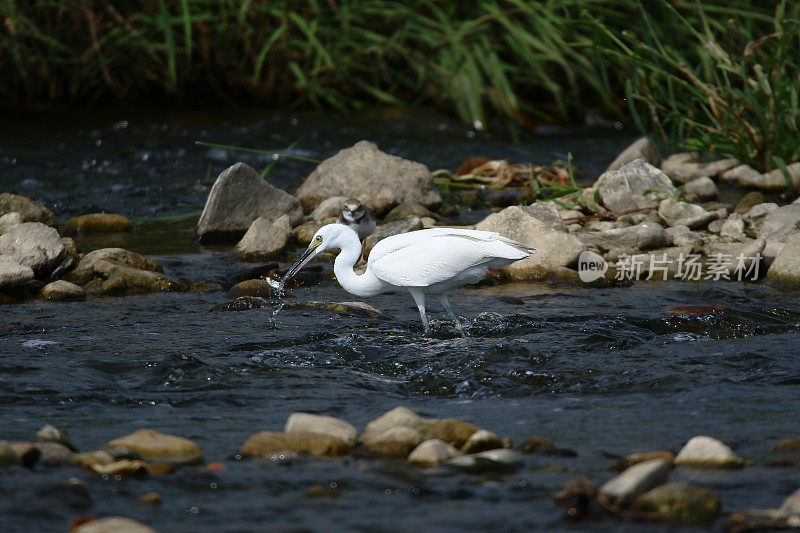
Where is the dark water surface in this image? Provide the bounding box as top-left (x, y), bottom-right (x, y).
top-left (2, 109), bottom-right (800, 532)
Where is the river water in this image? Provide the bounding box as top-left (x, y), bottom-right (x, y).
top-left (1, 107), bottom-right (799, 532)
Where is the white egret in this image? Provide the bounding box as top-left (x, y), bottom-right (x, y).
top-left (279, 224), bottom-right (534, 335)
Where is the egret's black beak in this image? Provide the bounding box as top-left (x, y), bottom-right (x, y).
top-left (282, 243), bottom-right (320, 283)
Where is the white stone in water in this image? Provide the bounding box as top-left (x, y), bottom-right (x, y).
top-left (675, 436), bottom-right (743, 467)
top-left (600, 459), bottom-right (670, 507)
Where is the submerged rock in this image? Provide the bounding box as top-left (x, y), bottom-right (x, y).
top-left (295, 140), bottom-right (441, 215)
top-left (408, 439), bottom-right (461, 467)
top-left (70, 450), bottom-right (115, 469)
top-left (284, 300), bottom-right (382, 317)
top-left (40, 280), bottom-right (85, 301)
top-left (674, 436), bottom-right (743, 468)
top-left (104, 429), bottom-right (203, 465)
top-left (519, 436), bottom-right (577, 457)
top-left (363, 216), bottom-right (424, 255)
top-left (0, 222), bottom-right (66, 278)
top-left (606, 137), bottom-right (661, 172)
top-left (285, 412), bottom-right (358, 447)
top-left (241, 431), bottom-right (350, 457)
top-left (632, 482), bottom-right (721, 524)
top-left (443, 448), bottom-right (523, 473)
top-left (0, 193), bottom-right (57, 227)
top-left (62, 213), bottom-right (133, 235)
top-left (475, 205), bottom-right (585, 279)
top-left (234, 214), bottom-right (292, 261)
top-left (211, 296), bottom-right (271, 312)
top-left (0, 441), bottom-right (16, 467)
top-left (594, 159), bottom-right (675, 212)
top-left (196, 162), bottom-right (303, 243)
top-left (600, 459), bottom-right (670, 507)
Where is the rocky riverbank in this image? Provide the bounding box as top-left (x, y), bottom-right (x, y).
top-left (4, 136), bottom-right (800, 307)
top-left (4, 408), bottom-right (800, 532)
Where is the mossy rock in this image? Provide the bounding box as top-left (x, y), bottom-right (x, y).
top-left (241, 431), bottom-right (350, 457)
top-left (62, 213), bottom-right (133, 235)
top-left (632, 482), bottom-right (721, 524)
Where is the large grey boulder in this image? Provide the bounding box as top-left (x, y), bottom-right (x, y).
top-left (0, 193), bottom-right (57, 227)
top-left (594, 159), bottom-right (676, 213)
top-left (475, 206), bottom-right (585, 279)
top-left (606, 137), bottom-right (660, 172)
top-left (196, 162), bottom-right (303, 243)
top-left (658, 199), bottom-right (716, 229)
top-left (759, 204), bottom-right (800, 242)
top-left (0, 257), bottom-right (34, 291)
top-left (579, 222), bottom-right (668, 252)
top-left (0, 222), bottom-right (66, 277)
top-left (766, 233), bottom-right (800, 288)
top-left (234, 215), bottom-right (292, 261)
top-left (295, 141), bottom-right (441, 215)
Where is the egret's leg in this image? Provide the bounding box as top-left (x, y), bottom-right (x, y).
top-left (409, 289), bottom-right (429, 335)
top-left (438, 294), bottom-right (468, 338)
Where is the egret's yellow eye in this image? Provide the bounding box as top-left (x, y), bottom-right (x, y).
top-left (315, 235), bottom-right (323, 243)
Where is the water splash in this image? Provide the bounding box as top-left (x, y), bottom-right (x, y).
top-left (264, 275), bottom-right (286, 328)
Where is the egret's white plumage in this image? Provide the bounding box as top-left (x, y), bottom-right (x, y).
top-left (281, 224), bottom-right (534, 335)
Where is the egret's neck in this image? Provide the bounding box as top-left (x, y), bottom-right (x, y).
top-left (332, 235), bottom-right (385, 297)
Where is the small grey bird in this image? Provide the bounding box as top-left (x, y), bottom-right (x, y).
top-left (337, 198), bottom-right (376, 240)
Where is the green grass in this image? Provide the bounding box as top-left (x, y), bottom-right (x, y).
top-left (594, 0), bottom-right (800, 173)
top-left (0, 0), bottom-right (793, 172)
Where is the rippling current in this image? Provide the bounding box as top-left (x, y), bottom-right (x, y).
top-left (2, 107), bottom-right (799, 532)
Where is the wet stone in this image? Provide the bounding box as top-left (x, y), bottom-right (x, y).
top-left (408, 439), bottom-right (461, 467)
top-left (674, 435), bottom-right (744, 468)
top-left (0, 193), bottom-right (57, 227)
top-left (40, 280), bottom-right (85, 301)
top-left (211, 296), bottom-right (272, 312)
top-left (62, 213), bottom-right (133, 235)
top-left (600, 459), bottom-right (670, 507)
top-left (632, 482), bottom-right (721, 524)
top-left (72, 516), bottom-right (158, 533)
top-left (35, 442), bottom-right (75, 465)
top-left (241, 431), bottom-right (350, 457)
top-left (104, 429), bottom-right (203, 465)
top-left (460, 429), bottom-right (504, 454)
top-left (284, 412), bottom-right (358, 447)
top-left (443, 448), bottom-right (523, 474)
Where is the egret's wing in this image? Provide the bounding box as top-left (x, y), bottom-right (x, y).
top-left (367, 227), bottom-right (532, 266)
top-left (370, 234), bottom-right (530, 287)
